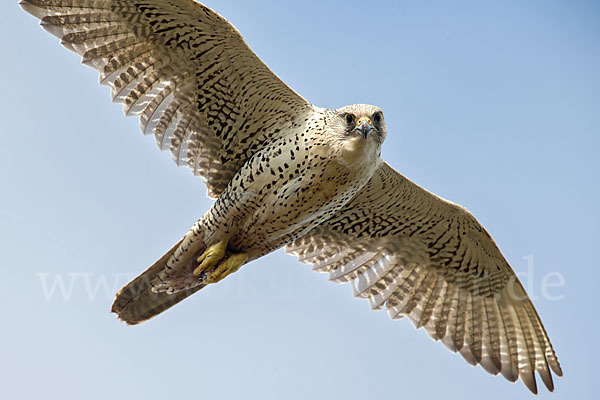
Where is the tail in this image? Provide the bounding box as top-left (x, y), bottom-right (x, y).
top-left (111, 239), bottom-right (203, 325)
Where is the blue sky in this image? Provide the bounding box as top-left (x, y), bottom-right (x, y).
top-left (2, 0), bottom-right (598, 398)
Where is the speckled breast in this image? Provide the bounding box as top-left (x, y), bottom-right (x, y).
top-left (227, 134), bottom-right (380, 259)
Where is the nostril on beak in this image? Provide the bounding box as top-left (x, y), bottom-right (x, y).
top-left (357, 119), bottom-right (373, 138)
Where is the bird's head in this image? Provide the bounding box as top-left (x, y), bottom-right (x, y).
top-left (326, 104), bottom-right (387, 147)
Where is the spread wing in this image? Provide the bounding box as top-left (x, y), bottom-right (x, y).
top-left (21, 0), bottom-right (313, 198)
top-left (286, 162), bottom-right (562, 394)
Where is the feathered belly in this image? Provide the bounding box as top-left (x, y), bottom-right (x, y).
top-left (229, 162), bottom-right (372, 259)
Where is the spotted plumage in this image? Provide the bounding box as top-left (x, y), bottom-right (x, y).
top-left (21, 0), bottom-right (561, 395)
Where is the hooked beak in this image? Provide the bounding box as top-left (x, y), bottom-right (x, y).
top-left (356, 117), bottom-right (374, 139)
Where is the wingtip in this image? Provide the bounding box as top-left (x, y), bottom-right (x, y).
top-left (539, 371), bottom-right (555, 393)
top-left (19, 1), bottom-right (46, 20)
top-left (40, 20), bottom-right (64, 39)
top-left (525, 381), bottom-right (538, 395)
top-left (521, 371), bottom-right (539, 395)
top-left (480, 354), bottom-right (501, 376)
top-left (459, 346), bottom-right (478, 366)
top-left (61, 40), bottom-right (76, 53)
top-left (551, 361), bottom-right (563, 377)
top-left (500, 365), bottom-right (519, 383)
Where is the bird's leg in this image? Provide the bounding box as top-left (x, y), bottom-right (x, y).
top-left (193, 240), bottom-right (228, 276)
top-left (192, 240), bottom-right (249, 284)
top-left (203, 252), bottom-right (249, 284)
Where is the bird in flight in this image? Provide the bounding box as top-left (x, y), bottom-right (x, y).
top-left (21, 0), bottom-right (561, 394)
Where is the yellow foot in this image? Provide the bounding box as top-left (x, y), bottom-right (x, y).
top-left (204, 253), bottom-right (249, 284)
top-left (193, 240), bottom-right (228, 276)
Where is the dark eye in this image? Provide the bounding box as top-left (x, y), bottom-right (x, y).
top-left (373, 112), bottom-right (383, 123)
top-left (345, 113), bottom-right (355, 124)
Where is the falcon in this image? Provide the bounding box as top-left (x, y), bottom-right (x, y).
top-left (20, 0), bottom-right (562, 394)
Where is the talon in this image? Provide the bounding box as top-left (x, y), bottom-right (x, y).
top-left (204, 253), bottom-right (249, 284)
top-left (193, 240), bottom-right (228, 276)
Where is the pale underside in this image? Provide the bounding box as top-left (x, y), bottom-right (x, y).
top-left (21, 0), bottom-right (562, 394)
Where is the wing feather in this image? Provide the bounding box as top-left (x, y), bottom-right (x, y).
top-left (286, 162), bottom-right (561, 393)
top-left (481, 296), bottom-right (502, 374)
top-left (21, 0), bottom-right (313, 198)
top-left (418, 273), bottom-right (442, 330)
top-left (433, 281), bottom-right (452, 341)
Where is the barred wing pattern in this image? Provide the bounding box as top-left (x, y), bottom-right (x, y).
top-left (21, 0), bottom-right (312, 198)
top-left (286, 163), bottom-right (562, 394)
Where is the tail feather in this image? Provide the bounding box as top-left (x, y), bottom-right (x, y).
top-left (111, 238), bottom-right (203, 325)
